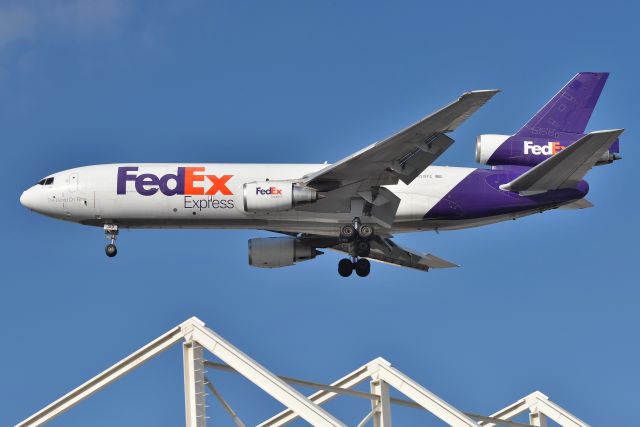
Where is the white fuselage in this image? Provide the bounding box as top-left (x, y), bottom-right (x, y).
top-left (20, 163), bottom-right (492, 236)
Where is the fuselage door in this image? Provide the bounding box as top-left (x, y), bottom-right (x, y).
top-left (69, 173), bottom-right (79, 192)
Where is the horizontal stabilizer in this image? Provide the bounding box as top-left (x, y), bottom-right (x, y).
top-left (500, 129), bottom-right (624, 194)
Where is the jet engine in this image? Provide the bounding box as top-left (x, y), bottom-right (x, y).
top-left (243, 181), bottom-right (318, 212)
top-left (475, 134), bottom-right (511, 164)
top-left (476, 133), bottom-right (621, 166)
top-left (248, 237), bottom-right (321, 268)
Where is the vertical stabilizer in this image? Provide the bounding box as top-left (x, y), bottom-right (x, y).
top-left (516, 72), bottom-right (608, 137)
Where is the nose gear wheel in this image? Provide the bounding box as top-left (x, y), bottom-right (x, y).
top-left (104, 224), bottom-right (119, 258)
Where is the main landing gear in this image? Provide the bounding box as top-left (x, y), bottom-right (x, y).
top-left (104, 224), bottom-right (118, 258)
top-left (338, 257), bottom-right (371, 278)
top-left (337, 217), bottom-right (373, 277)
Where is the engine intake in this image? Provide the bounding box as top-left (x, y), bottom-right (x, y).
top-left (248, 237), bottom-right (320, 268)
top-left (243, 181), bottom-right (318, 212)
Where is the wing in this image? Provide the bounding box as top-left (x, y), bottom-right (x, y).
top-left (320, 235), bottom-right (457, 272)
top-left (303, 90), bottom-right (500, 189)
top-left (500, 129), bottom-right (624, 195)
top-left (297, 90), bottom-right (499, 227)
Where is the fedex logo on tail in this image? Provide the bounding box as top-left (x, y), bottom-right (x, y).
top-left (524, 141), bottom-right (565, 156)
top-left (256, 186), bottom-right (283, 196)
top-left (117, 167), bottom-right (233, 196)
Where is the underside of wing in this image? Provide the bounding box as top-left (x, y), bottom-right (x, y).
top-left (331, 236), bottom-right (458, 272)
top-left (258, 233), bottom-right (457, 273)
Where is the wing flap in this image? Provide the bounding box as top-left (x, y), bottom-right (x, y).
top-left (332, 236), bottom-right (458, 272)
top-left (559, 198), bottom-right (594, 210)
top-left (500, 129), bottom-right (624, 194)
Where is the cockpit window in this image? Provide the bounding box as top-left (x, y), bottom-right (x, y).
top-left (37, 177), bottom-right (54, 186)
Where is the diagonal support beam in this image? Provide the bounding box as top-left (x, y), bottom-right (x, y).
top-left (189, 322), bottom-right (346, 427)
top-left (257, 357), bottom-right (388, 426)
top-left (211, 360), bottom-right (534, 427)
top-left (259, 357), bottom-right (479, 427)
top-left (204, 376), bottom-right (246, 427)
top-left (16, 317), bottom-right (590, 427)
top-left (15, 320), bottom-right (189, 427)
top-left (480, 391), bottom-right (590, 427)
top-left (374, 363), bottom-right (478, 427)
top-left (356, 404), bottom-right (379, 427)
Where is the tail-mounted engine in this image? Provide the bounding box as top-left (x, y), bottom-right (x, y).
top-left (476, 134), bottom-right (621, 167)
top-left (475, 134), bottom-right (511, 165)
top-left (248, 237), bottom-right (321, 268)
top-left (243, 181), bottom-right (318, 212)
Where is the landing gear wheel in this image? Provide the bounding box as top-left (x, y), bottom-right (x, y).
top-left (355, 258), bottom-right (370, 277)
top-left (104, 224), bottom-right (119, 258)
top-left (105, 243), bottom-right (117, 257)
top-left (354, 240), bottom-right (370, 257)
top-left (338, 258), bottom-right (354, 277)
top-left (340, 224), bottom-right (356, 242)
top-left (358, 224), bottom-right (374, 239)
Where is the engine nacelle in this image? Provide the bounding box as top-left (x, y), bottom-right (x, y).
top-left (243, 181), bottom-right (318, 212)
top-left (475, 134), bottom-right (511, 165)
top-left (248, 237), bottom-right (320, 268)
top-left (476, 133), bottom-right (621, 167)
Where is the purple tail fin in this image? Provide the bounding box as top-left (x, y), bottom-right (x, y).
top-left (516, 72), bottom-right (608, 137)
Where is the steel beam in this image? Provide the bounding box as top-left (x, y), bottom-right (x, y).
top-left (204, 377), bottom-right (246, 427)
top-left (529, 409), bottom-right (548, 427)
top-left (257, 358), bottom-right (386, 426)
top-left (189, 322), bottom-right (346, 427)
top-left (481, 391), bottom-right (590, 427)
top-left (15, 320), bottom-right (189, 427)
top-left (15, 318), bottom-right (591, 427)
top-left (374, 362), bottom-right (478, 426)
top-left (370, 379), bottom-right (392, 427)
top-left (183, 341), bottom-right (206, 427)
top-left (211, 360), bottom-right (534, 427)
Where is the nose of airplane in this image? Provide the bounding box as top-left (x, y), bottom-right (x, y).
top-left (20, 187), bottom-right (37, 210)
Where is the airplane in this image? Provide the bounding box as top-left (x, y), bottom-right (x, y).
top-left (20, 72), bottom-right (621, 277)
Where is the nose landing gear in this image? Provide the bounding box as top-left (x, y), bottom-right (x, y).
top-left (105, 243), bottom-right (117, 257)
top-left (104, 224), bottom-right (119, 258)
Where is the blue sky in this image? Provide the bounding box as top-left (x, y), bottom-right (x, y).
top-left (1, 0), bottom-right (638, 425)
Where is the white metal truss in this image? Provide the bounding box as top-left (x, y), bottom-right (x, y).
top-left (478, 391), bottom-right (590, 427)
top-left (16, 317), bottom-right (591, 427)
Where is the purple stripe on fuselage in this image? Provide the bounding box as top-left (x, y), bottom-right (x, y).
top-left (424, 169), bottom-right (589, 220)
